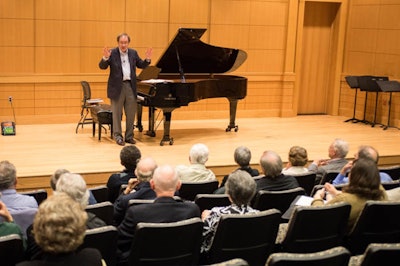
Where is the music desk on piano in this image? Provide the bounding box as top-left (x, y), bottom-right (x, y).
top-left (136, 28), bottom-right (248, 146)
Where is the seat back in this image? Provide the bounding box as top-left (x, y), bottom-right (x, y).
top-left (311, 183), bottom-right (346, 197)
top-left (80, 225), bottom-right (118, 266)
top-left (346, 200), bottom-right (400, 255)
top-left (252, 187), bottom-right (305, 214)
top-left (129, 217), bottom-right (203, 266)
top-left (281, 202), bottom-right (351, 253)
top-left (20, 189), bottom-right (48, 205)
top-left (89, 185), bottom-right (109, 203)
top-left (81, 80), bottom-right (92, 103)
top-left (128, 199), bottom-right (155, 207)
top-left (292, 173), bottom-right (316, 195)
top-left (266, 246), bottom-right (351, 266)
top-left (194, 194), bottom-right (231, 213)
top-left (0, 234), bottom-right (25, 266)
top-left (381, 179), bottom-right (400, 190)
top-left (178, 180), bottom-right (219, 201)
top-left (320, 171), bottom-right (340, 185)
top-left (359, 243), bottom-right (400, 266)
top-left (207, 209), bottom-right (281, 266)
top-left (379, 165), bottom-right (400, 180)
top-left (85, 201), bottom-right (114, 225)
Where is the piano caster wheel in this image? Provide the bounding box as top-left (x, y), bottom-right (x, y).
top-left (226, 125), bottom-right (239, 132)
top-left (160, 136), bottom-right (174, 146)
top-left (145, 131), bottom-right (156, 137)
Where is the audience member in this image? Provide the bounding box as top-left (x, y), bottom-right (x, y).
top-left (17, 193), bottom-right (103, 266)
top-left (332, 145), bottom-right (393, 185)
top-left (107, 145), bottom-right (142, 203)
top-left (176, 143), bottom-right (216, 182)
top-left (216, 146), bottom-right (259, 192)
top-left (0, 160), bottom-right (37, 235)
top-left (50, 168), bottom-right (97, 205)
top-left (56, 173), bottom-right (106, 228)
top-left (201, 170), bottom-right (259, 254)
top-left (308, 138), bottom-right (349, 183)
top-left (117, 164), bottom-right (200, 265)
top-left (113, 157), bottom-right (157, 226)
top-left (0, 201), bottom-right (25, 248)
top-left (256, 151), bottom-right (299, 192)
top-left (282, 146), bottom-right (309, 175)
top-left (312, 158), bottom-right (388, 232)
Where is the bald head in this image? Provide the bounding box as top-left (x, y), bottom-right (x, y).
top-left (357, 145), bottom-right (379, 163)
top-left (135, 157), bottom-right (157, 182)
top-left (259, 150), bottom-right (283, 178)
top-left (150, 165), bottom-right (180, 196)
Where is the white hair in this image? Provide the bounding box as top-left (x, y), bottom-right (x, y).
top-left (189, 143), bottom-right (209, 164)
top-left (55, 173), bottom-right (90, 209)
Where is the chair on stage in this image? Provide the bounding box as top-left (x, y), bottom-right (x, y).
top-left (75, 81), bottom-right (103, 133)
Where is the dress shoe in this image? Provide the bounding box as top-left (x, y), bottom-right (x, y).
top-left (116, 137), bottom-right (125, 146)
top-left (125, 138), bottom-right (136, 144)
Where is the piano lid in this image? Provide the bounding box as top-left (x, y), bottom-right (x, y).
top-left (156, 28), bottom-right (247, 74)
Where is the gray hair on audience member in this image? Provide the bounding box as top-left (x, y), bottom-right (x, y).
top-left (259, 150), bottom-right (283, 178)
top-left (234, 146), bottom-right (252, 167)
top-left (55, 173), bottom-right (90, 209)
top-left (189, 143), bottom-right (209, 164)
top-left (50, 168), bottom-right (70, 191)
top-left (332, 138), bottom-right (349, 158)
top-left (225, 170), bottom-right (256, 206)
top-left (0, 160), bottom-right (17, 190)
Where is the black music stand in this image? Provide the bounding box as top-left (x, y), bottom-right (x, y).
top-left (376, 80), bottom-right (400, 130)
top-left (357, 75), bottom-right (389, 127)
top-left (344, 76), bottom-right (361, 123)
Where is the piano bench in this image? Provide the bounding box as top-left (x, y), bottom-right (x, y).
top-left (90, 104), bottom-right (113, 141)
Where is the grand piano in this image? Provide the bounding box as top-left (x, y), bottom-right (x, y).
top-left (136, 28), bottom-right (247, 146)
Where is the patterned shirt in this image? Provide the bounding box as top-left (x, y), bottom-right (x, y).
top-left (201, 204), bottom-right (259, 253)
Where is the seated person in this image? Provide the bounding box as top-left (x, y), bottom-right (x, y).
top-left (201, 170), bottom-right (259, 254)
top-left (0, 201), bottom-right (25, 249)
top-left (332, 145), bottom-right (393, 185)
top-left (215, 146), bottom-right (259, 194)
top-left (308, 138), bottom-right (349, 184)
top-left (17, 193), bottom-right (103, 266)
top-left (256, 150), bottom-right (299, 192)
top-left (117, 164), bottom-right (200, 265)
top-left (282, 146), bottom-right (309, 175)
top-left (0, 160), bottom-right (37, 236)
top-left (113, 157), bottom-right (157, 226)
top-left (312, 158), bottom-right (388, 232)
top-left (106, 145), bottom-right (142, 203)
top-left (176, 143), bottom-right (216, 182)
top-left (50, 168), bottom-right (97, 205)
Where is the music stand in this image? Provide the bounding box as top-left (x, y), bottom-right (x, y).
top-left (376, 80), bottom-right (400, 130)
top-left (344, 76), bottom-right (361, 123)
top-left (357, 75), bottom-right (389, 127)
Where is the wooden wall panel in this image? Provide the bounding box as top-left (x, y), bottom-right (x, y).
top-left (169, 0), bottom-right (209, 24)
top-left (127, 0), bottom-right (169, 22)
top-left (210, 0), bottom-right (251, 25)
top-left (0, 47), bottom-right (35, 73)
top-left (0, 0), bottom-right (34, 18)
top-left (0, 19), bottom-right (34, 46)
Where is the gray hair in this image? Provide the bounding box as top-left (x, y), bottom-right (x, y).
top-left (259, 150), bottom-right (283, 178)
top-left (50, 168), bottom-right (70, 191)
top-left (55, 173), bottom-right (90, 209)
top-left (225, 170), bottom-right (256, 206)
top-left (332, 138), bottom-right (349, 158)
top-left (234, 146), bottom-right (252, 167)
top-left (358, 145), bottom-right (379, 163)
top-left (189, 143), bottom-right (209, 164)
top-left (0, 160), bottom-right (17, 190)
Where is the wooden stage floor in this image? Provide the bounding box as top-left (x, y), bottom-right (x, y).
top-left (2, 115), bottom-right (400, 191)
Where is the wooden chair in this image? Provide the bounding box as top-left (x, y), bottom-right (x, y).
top-left (20, 189), bottom-right (48, 205)
top-left (278, 202), bottom-right (351, 253)
top-left (0, 234), bottom-right (25, 266)
top-left (89, 185), bottom-right (109, 203)
top-left (291, 173), bottom-right (316, 195)
top-left (128, 217), bottom-right (203, 266)
top-left (85, 201), bottom-right (114, 225)
top-left (266, 246), bottom-right (351, 266)
top-left (194, 194), bottom-right (231, 213)
top-left (252, 187), bottom-right (305, 215)
top-left (178, 180), bottom-right (219, 201)
top-left (345, 200), bottom-right (400, 255)
top-left (80, 225), bottom-right (118, 266)
top-left (205, 209), bottom-right (281, 266)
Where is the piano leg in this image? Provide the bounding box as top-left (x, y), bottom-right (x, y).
top-left (160, 110), bottom-right (174, 146)
top-left (136, 102), bottom-right (143, 132)
top-left (226, 98), bottom-right (239, 132)
top-left (145, 106), bottom-right (156, 137)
